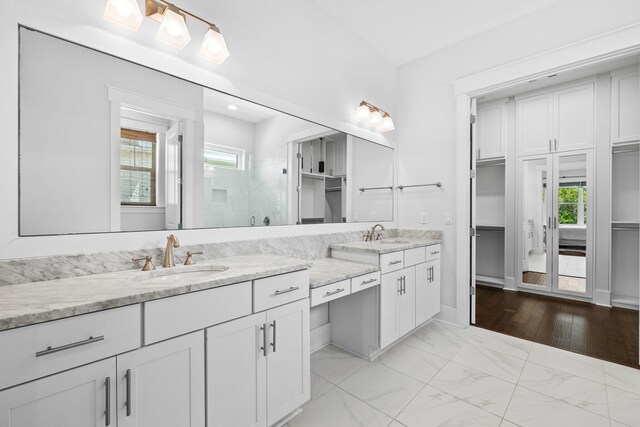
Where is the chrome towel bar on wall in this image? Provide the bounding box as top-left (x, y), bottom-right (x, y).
top-left (359, 186), bottom-right (394, 192)
top-left (397, 182), bottom-right (442, 190)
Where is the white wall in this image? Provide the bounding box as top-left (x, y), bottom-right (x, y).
top-left (396, 0), bottom-right (640, 317)
top-left (0, 0), bottom-right (397, 259)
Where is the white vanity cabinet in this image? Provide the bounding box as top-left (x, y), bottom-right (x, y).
top-left (517, 82), bottom-right (594, 155)
top-left (206, 299), bottom-right (309, 427)
top-left (380, 267), bottom-right (416, 348)
top-left (116, 331), bottom-right (205, 427)
top-left (0, 358), bottom-right (116, 427)
top-left (416, 258), bottom-right (441, 325)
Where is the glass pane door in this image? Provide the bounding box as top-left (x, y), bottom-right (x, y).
top-left (519, 156), bottom-right (553, 291)
top-left (552, 152), bottom-right (591, 296)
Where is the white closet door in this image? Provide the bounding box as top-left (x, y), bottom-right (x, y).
top-left (0, 358), bottom-right (116, 427)
top-left (477, 100), bottom-right (507, 159)
top-left (517, 93), bottom-right (554, 156)
top-left (554, 83), bottom-right (594, 152)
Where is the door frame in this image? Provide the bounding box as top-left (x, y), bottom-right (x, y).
top-left (454, 23), bottom-right (640, 327)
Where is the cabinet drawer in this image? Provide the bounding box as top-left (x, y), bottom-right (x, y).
top-left (311, 279), bottom-right (350, 307)
top-left (254, 270), bottom-right (309, 312)
top-left (380, 251), bottom-right (404, 274)
top-left (404, 247), bottom-right (426, 267)
top-left (426, 244), bottom-right (441, 261)
top-left (350, 271), bottom-right (381, 294)
top-left (144, 282), bottom-right (251, 344)
top-left (0, 304), bottom-right (140, 390)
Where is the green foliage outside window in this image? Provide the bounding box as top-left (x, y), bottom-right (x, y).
top-left (558, 186), bottom-right (587, 225)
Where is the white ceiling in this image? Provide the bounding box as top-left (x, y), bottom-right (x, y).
top-left (312, 0), bottom-right (561, 66)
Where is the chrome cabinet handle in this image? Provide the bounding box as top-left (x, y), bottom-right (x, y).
top-left (125, 369), bottom-right (132, 417)
top-left (105, 377), bottom-right (111, 426)
top-left (361, 278), bottom-right (377, 285)
top-left (389, 260), bottom-right (402, 266)
top-left (325, 288), bottom-right (345, 297)
top-left (554, 137), bottom-right (558, 151)
top-left (270, 321), bottom-right (277, 353)
top-left (431, 251), bottom-right (440, 255)
top-left (549, 138), bottom-right (552, 152)
top-left (400, 276), bottom-right (406, 295)
top-left (260, 324), bottom-right (267, 357)
top-left (397, 277), bottom-right (402, 295)
top-left (554, 217), bottom-right (558, 229)
top-left (35, 335), bottom-right (104, 357)
top-left (274, 286), bottom-right (299, 295)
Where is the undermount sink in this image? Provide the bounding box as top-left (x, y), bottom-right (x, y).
top-left (377, 239), bottom-right (411, 245)
top-left (131, 265), bottom-right (229, 283)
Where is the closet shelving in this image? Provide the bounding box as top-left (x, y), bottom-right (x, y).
top-left (609, 66), bottom-right (639, 309)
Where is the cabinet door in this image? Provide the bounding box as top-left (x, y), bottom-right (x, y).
top-left (398, 267), bottom-right (416, 337)
top-left (207, 312), bottom-right (267, 427)
top-left (380, 269), bottom-right (403, 349)
top-left (0, 358), bottom-right (115, 427)
top-left (477, 101), bottom-right (507, 159)
top-left (426, 260), bottom-right (441, 320)
top-left (554, 83), bottom-right (594, 152)
top-left (117, 331), bottom-right (205, 427)
top-left (517, 93), bottom-right (554, 156)
top-left (266, 299), bottom-right (310, 426)
top-left (611, 70), bottom-right (640, 144)
top-left (415, 263), bottom-right (429, 325)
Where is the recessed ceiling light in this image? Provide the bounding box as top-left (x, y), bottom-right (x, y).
top-left (227, 105), bottom-right (238, 111)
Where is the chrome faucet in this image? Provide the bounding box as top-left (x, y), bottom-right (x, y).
top-left (366, 224), bottom-right (385, 241)
top-left (163, 234), bottom-right (180, 268)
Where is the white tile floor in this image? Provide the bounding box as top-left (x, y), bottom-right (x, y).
top-left (527, 253), bottom-right (586, 278)
top-left (287, 321), bottom-right (640, 427)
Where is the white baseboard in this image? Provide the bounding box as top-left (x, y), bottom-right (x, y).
top-left (310, 323), bottom-right (331, 353)
top-left (435, 304), bottom-right (459, 325)
top-left (610, 294), bottom-right (639, 310)
top-left (593, 289), bottom-right (612, 307)
top-left (476, 275), bottom-right (504, 288)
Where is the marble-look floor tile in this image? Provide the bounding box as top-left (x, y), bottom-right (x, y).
top-left (388, 421), bottom-right (406, 427)
top-left (396, 385), bottom-right (502, 427)
top-left (470, 327), bottom-right (532, 360)
top-left (527, 343), bottom-right (604, 384)
top-left (310, 372), bottom-right (333, 400)
top-left (607, 386), bottom-right (640, 427)
top-left (504, 387), bottom-right (609, 427)
top-left (518, 361), bottom-right (608, 417)
top-left (310, 345), bottom-right (368, 384)
top-left (500, 420), bottom-right (521, 427)
top-left (604, 360), bottom-right (640, 395)
top-left (403, 320), bottom-right (473, 359)
top-left (377, 341), bottom-right (448, 383)
top-left (430, 361), bottom-right (516, 417)
top-left (451, 342), bottom-right (525, 383)
top-left (287, 387), bottom-right (392, 427)
top-left (338, 362), bottom-right (424, 418)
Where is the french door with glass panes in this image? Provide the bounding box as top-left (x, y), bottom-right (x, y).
top-left (518, 150), bottom-right (593, 298)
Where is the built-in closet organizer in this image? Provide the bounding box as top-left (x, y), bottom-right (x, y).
top-left (610, 67), bottom-right (640, 309)
top-left (475, 99), bottom-right (509, 287)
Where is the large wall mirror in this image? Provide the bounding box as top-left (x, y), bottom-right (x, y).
top-left (18, 28), bottom-right (394, 236)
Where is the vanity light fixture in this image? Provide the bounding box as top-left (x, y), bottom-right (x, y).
top-left (104, 0), bottom-right (230, 62)
top-left (103, 0), bottom-right (144, 31)
top-left (355, 101), bottom-right (395, 132)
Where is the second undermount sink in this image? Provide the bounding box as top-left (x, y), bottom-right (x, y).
top-left (131, 265), bottom-right (229, 284)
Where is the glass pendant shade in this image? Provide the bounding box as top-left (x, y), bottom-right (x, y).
top-left (381, 113), bottom-right (395, 132)
top-left (156, 7), bottom-right (191, 49)
top-left (356, 103), bottom-right (370, 121)
top-left (199, 27), bottom-right (230, 64)
top-left (370, 108), bottom-right (382, 125)
top-left (103, 0), bottom-right (143, 31)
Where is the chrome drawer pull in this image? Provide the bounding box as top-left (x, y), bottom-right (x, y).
top-left (361, 278), bottom-right (377, 285)
top-left (274, 286), bottom-right (300, 295)
top-left (389, 260), bottom-right (402, 265)
top-left (35, 335), bottom-right (105, 357)
top-left (325, 288), bottom-right (345, 297)
top-left (431, 251), bottom-right (440, 255)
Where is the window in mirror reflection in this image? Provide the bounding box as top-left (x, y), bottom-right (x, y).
top-left (120, 128), bottom-right (157, 206)
top-left (204, 144), bottom-right (244, 170)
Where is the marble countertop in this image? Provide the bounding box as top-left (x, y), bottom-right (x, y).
top-left (329, 237), bottom-right (441, 254)
top-left (309, 258), bottom-right (379, 289)
top-left (0, 254), bottom-right (311, 332)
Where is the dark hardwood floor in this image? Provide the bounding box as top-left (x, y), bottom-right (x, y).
top-left (475, 285), bottom-right (640, 368)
